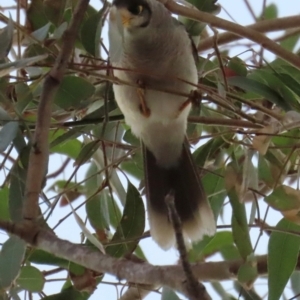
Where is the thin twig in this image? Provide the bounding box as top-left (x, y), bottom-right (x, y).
top-left (165, 191), bottom-right (211, 300)
top-left (188, 116), bottom-right (263, 129)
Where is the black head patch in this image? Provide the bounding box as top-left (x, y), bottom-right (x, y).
top-left (113, 0), bottom-right (152, 27)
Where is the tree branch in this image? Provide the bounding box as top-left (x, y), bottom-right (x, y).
top-left (198, 15), bottom-right (300, 52)
top-left (0, 220), bottom-right (275, 294)
top-left (23, 0), bottom-right (90, 220)
top-left (162, 0), bottom-right (300, 69)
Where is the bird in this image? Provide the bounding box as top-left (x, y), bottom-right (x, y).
top-left (108, 0), bottom-right (216, 249)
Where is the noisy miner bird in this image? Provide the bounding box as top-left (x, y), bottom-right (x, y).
top-left (109, 0), bottom-right (216, 249)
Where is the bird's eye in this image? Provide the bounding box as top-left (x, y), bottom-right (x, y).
top-left (128, 5), bottom-right (144, 15)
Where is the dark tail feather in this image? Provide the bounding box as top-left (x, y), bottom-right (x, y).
top-left (143, 141), bottom-right (215, 249)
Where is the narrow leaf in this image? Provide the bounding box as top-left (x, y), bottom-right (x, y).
top-left (0, 17), bottom-right (14, 60)
top-left (227, 76), bottom-right (292, 111)
top-left (0, 236), bottom-right (26, 289)
top-left (81, 9), bottom-right (105, 57)
top-left (227, 189), bottom-right (253, 260)
top-left (0, 54), bottom-right (48, 77)
top-left (268, 218), bottom-right (300, 300)
top-left (9, 165), bottom-right (26, 222)
top-left (0, 121), bottom-right (19, 152)
top-left (106, 182), bottom-right (145, 257)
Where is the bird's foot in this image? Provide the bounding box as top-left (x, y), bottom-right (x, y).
top-left (136, 80), bottom-right (151, 117)
top-left (189, 90), bottom-right (202, 107)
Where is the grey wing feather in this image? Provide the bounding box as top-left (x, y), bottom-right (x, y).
top-left (172, 17), bottom-right (199, 65)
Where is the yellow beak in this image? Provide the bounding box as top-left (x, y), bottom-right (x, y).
top-left (119, 9), bottom-right (133, 27)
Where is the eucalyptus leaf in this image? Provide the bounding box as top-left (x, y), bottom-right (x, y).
top-left (0, 54), bottom-right (48, 77)
top-left (106, 182), bottom-right (145, 257)
top-left (81, 8), bottom-right (105, 57)
top-left (268, 219), bottom-right (300, 300)
top-left (54, 76), bottom-right (95, 110)
top-left (0, 236), bottom-right (26, 290)
top-left (0, 17), bottom-right (14, 60)
top-left (16, 266), bottom-right (45, 292)
top-left (0, 121), bottom-right (19, 152)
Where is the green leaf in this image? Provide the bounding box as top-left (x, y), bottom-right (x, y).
top-left (0, 187), bottom-right (10, 221)
top-left (233, 282), bottom-right (261, 300)
top-left (0, 54), bottom-right (48, 77)
top-left (49, 129), bottom-right (82, 159)
top-left (227, 57), bottom-right (247, 77)
top-left (9, 165), bottom-right (26, 222)
top-left (260, 3), bottom-right (278, 20)
top-left (15, 82), bottom-right (34, 114)
top-left (193, 137), bottom-right (227, 167)
top-left (107, 193), bottom-right (122, 229)
top-left (268, 219), bottom-right (300, 300)
top-left (227, 76), bottom-right (292, 111)
top-left (203, 169), bottom-right (226, 219)
top-left (276, 72), bottom-right (300, 97)
top-left (50, 127), bottom-right (88, 149)
top-left (123, 129), bottom-right (140, 147)
top-left (75, 140), bottom-right (100, 166)
top-left (27, 0), bottom-right (49, 30)
top-left (54, 76), bottom-right (95, 110)
top-left (42, 286), bottom-right (89, 300)
top-left (178, 0), bottom-right (220, 36)
top-left (259, 3), bottom-right (278, 20)
top-left (86, 194), bottom-right (110, 231)
top-left (161, 287), bottom-right (180, 300)
top-left (0, 17), bottom-right (13, 60)
top-left (202, 231), bottom-right (234, 257)
top-left (227, 189), bottom-right (253, 260)
top-left (189, 231), bottom-right (233, 262)
top-left (0, 107), bottom-right (12, 122)
top-left (44, 0), bottom-right (67, 26)
top-left (31, 22), bottom-right (51, 42)
top-left (237, 257), bottom-right (258, 287)
top-left (257, 155), bottom-right (275, 187)
top-left (280, 31), bottom-right (300, 52)
top-left (81, 9), bottom-right (105, 57)
top-left (106, 182), bottom-right (145, 257)
top-left (291, 271), bottom-right (300, 296)
top-left (211, 282), bottom-right (233, 300)
top-left (0, 236), bottom-right (26, 289)
top-left (220, 244), bottom-right (241, 261)
top-left (264, 185), bottom-right (300, 212)
top-left (0, 121), bottom-right (19, 152)
top-left (16, 266), bottom-right (45, 292)
top-left (250, 70), bottom-right (299, 109)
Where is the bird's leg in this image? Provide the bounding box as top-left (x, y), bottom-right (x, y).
top-left (177, 99), bottom-right (191, 116)
top-left (175, 90), bottom-right (200, 118)
top-left (136, 79), bottom-right (151, 117)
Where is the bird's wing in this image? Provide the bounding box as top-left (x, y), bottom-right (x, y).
top-left (172, 17), bottom-right (199, 65)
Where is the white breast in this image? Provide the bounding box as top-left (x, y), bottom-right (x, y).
top-left (112, 22), bottom-right (198, 167)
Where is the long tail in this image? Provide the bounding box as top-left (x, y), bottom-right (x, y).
top-left (143, 141), bottom-right (216, 249)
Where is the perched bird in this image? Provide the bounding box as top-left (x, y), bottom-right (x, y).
top-left (109, 0), bottom-right (216, 249)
